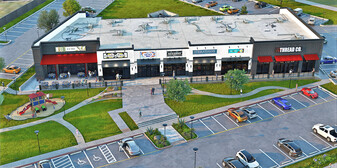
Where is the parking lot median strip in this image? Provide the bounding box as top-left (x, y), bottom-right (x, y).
top-left (259, 149), bottom-right (280, 167)
top-left (273, 144), bottom-right (294, 161)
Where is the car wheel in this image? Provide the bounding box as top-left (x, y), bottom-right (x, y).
top-left (311, 96), bottom-right (314, 99)
top-left (313, 128), bottom-right (317, 134)
top-left (289, 151), bottom-right (292, 156)
top-left (327, 137), bottom-right (331, 142)
top-left (277, 142), bottom-right (281, 147)
top-left (272, 100), bottom-right (275, 104)
top-left (236, 119), bottom-right (239, 123)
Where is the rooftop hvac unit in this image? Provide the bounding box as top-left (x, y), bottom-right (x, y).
top-left (276, 17), bottom-right (284, 23)
top-left (294, 33), bottom-right (304, 39)
top-left (243, 19), bottom-right (249, 24)
top-left (264, 29), bottom-right (271, 32)
top-left (225, 25), bottom-right (232, 32)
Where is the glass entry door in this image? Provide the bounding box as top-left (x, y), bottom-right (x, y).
top-left (138, 65), bottom-right (160, 77)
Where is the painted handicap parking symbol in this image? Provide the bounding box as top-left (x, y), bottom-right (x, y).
top-left (93, 155), bottom-right (102, 161)
top-left (77, 158), bottom-right (86, 165)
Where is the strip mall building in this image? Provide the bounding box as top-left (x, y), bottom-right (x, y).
top-left (32, 8), bottom-right (324, 81)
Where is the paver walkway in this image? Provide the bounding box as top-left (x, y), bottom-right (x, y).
top-left (295, 0), bottom-right (337, 12)
top-left (54, 118), bottom-right (85, 145)
top-left (158, 126), bottom-right (185, 144)
top-left (192, 86), bottom-right (288, 98)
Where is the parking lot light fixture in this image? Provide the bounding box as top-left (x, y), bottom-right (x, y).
top-left (193, 147), bottom-right (198, 168)
top-left (34, 130), bottom-right (41, 153)
top-left (190, 116), bottom-right (195, 139)
top-left (163, 123), bottom-right (167, 137)
top-left (3, 27), bottom-right (7, 42)
top-left (61, 96), bottom-right (65, 116)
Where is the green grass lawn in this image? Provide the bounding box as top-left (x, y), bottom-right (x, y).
top-left (321, 82), bottom-right (337, 94)
top-left (0, 121), bottom-right (77, 165)
top-left (166, 89), bottom-right (283, 117)
top-left (119, 112), bottom-right (138, 131)
top-left (286, 148), bottom-right (337, 168)
top-left (0, 78), bottom-right (12, 87)
top-left (260, 0), bottom-right (337, 24)
top-left (0, 41), bottom-right (9, 43)
top-left (307, 0), bottom-right (337, 8)
top-left (0, 0), bottom-right (54, 34)
top-left (9, 66), bottom-right (35, 90)
top-left (0, 0), bottom-right (31, 18)
top-left (0, 88), bottom-right (104, 128)
top-left (190, 79), bottom-right (319, 95)
top-left (64, 99), bottom-right (123, 142)
top-left (98, 0), bottom-right (219, 19)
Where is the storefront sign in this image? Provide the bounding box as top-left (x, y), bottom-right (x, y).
top-left (140, 51), bottom-right (156, 58)
top-left (275, 47), bottom-right (302, 53)
top-left (55, 46), bottom-right (86, 52)
top-left (193, 49), bottom-right (217, 55)
top-left (103, 52), bottom-right (128, 59)
top-left (167, 51), bottom-right (182, 56)
top-left (228, 49), bottom-right (244, 53)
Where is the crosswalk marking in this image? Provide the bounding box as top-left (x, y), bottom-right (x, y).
top-left (99, 144), bottom-right (116, 163)
top-left (51, 155), bottom-right (74, 168)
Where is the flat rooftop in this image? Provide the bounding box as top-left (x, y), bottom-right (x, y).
top-left (49, 11), bottom-right (319, 49)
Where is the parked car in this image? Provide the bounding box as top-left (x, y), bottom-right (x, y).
top-left (277, 138), bottom-right (303, 157)
top-left (241, 107), bottom-right (257, 119)
top-left (227, 108), bottom-right (248, 123)
top-left (38, 160), bottom-right (52, 168)
top-left (205, 1), bottom-right (218, 8)
top-left (321, 56), bottom-right (336, 64)
top-left (192, 0), bottom-right (203, 3)
top-left (227, 8), bottom-right (240, 14)
top-left (294, 8), bottom-right (303, 16)
top-left (219, 5), bottom-right (232, 12)
top-left (2, 65), bottom-right (21, 74)
top-left (81, 6), bottom-right (96, 13)
top-left (272, 97), bottom-right (292, 110)
top-left (236, 149), bottom-right (261, 168)
top-left (320, 34), bottom-right (327, 44)
top-left (119, 138), bottom-right (141, 156)
top-left (308, 17), bottom-right (315, 25)
top-left (301, 87), bottom-right (318, 99)
top-left (254, 1), bottom-right (267, 8)
top-left (312, 124), bottom-right (337, 142)
top-left (222, 157), bottom-right (246, 168)
top-left (330, 70), bottom-right (337, 78)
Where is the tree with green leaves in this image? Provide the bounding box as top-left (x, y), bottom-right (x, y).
top-left (37, 10), bottom-right (60, 32)
top-left (166, 79), bottom-right (192, 102)
top-left (0, 57), bottom-right (5, 70)
top-left (240, 5), bottom-right (248, 15)
top-left (225, 69), bottom-right (250, 94)
top-left (62, 0), bottom-right (81, 17)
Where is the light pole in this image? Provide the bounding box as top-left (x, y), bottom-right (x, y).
top-left (163, 123), bottom-right (167, 137)
top-left (34, 130), bottom-right (41, 153)
top-left (190, 116), bottom-right (195, 139)
top-left (193, 147), bottom-right (198, 168)
top-left (36, 27), bottom-right (40, 38)
top-left (230, 76), bottom-right (234, 95)
top-left (289, 69), bottom-right (293, 88)
top-left (61, 96), bottom-right (65, 116)
top-left (3, 27), bottom-right (7, 42)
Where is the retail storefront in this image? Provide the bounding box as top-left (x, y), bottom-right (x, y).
top-left (193, 57), bottom-right (216, 76)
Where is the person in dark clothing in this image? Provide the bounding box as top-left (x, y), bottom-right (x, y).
top-left (152, 87), bottom-right (155, 95)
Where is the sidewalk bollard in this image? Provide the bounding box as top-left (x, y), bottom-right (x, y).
top-left (206, 76), bottom-right (208, 82)
top-left (89, 82), bottom-right (91, 88)
top-left (190, 77), bottom-right (193, 83)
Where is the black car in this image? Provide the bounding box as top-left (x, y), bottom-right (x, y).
top-left (277, 138), bottom-right (302, 157)
top-left (222, 157), bottom-right (246, 168)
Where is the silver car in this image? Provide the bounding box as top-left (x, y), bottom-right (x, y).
top-left (330, 70), bottom-right (337, 78)
top-left (119, 138), bottom-right (141, 156)
top-left (192, 0), bottom-right (203, 3)
top-left (38, 160), bottom-right (52, 168)
top-left (242, 107), bottom-right (257, 119)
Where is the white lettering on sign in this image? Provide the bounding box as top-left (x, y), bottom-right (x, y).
top-left (275, 47), bottom-right (302, 53)
top-left (55, 46), bottom-right (86, 52)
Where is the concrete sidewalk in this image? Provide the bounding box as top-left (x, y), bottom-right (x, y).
top-left (108, 108), bottom-right (131, 133)
top-left (295, 0), bottom-right (337, 12)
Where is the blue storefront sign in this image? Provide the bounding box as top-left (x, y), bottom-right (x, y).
top-left (193, 49), bottom-right (217, 55)
top-left (228, 49), bottom-right (244, 53)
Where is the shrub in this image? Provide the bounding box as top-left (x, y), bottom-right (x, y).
top-left (146, 127), bottom-right (154, 135)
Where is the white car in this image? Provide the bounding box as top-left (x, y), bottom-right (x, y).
top-left (192, 0), bottom-right (203, 3)
top-left (330, 70), bottom-right (337, 78)
top-left (312, 124), bottom-right (337, 142)
top-left (308, 17), bottom-right (315, 25)
top-left (236, 149), bottom-right (261, 168)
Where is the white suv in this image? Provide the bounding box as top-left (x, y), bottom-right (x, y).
top-left (312, 124), bottom-right (337, 142)
top-left (236, 149), bottom-right (261, 168)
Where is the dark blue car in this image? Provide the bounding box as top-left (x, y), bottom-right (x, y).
top-left (321, 56), bottom-right (337, 64)
top-left (272, 97), bottom-right (292, 110)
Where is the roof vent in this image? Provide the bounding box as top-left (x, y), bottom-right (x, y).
top-left (243, 19), bottom-right (250, 24)
top-left (294, 33), bottom-right (304, 39)
top-left (276, 17), bottom-right (284, 23)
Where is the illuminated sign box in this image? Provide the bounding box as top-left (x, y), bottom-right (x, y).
top-left (275, 47), bottom-right (302, 53)
top-left (167, 51), bottom-right (182, 56)
top-left (140, 51), bottom-right (156, 58)
top-left (103, 52), bottom-right (128, 59)
top-left (55, 46), bottom-right (86, 52)
top-left (193, 49), bottom-right (217, 55)
top-left (228, 49), bottom-right (244, 53)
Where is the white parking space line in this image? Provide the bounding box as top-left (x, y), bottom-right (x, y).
top-left (17, 57), bottom-right (32, 61)
top-left (67, 155), bottom-right (75, 168)
top-left (122, 147), bottom-right (130, 159)
top-left (311, 132), bottom-right (333, 147)
top-left (291, 107), bottom-right (297, 110)
top-left (289, 95), bottom-right (307, 107)
top-left (140, 148), bottom-right (144, 155)
top-left (222, 113), bottom-right (240, 127)
top-left (246, 119), bottom-right (251, 123)
top-left (299, 136), bottom-right (321, 152)
top-left (257, 104), bottom-right (275, 117)
top-left (300, 93), bottom-right (318, 104)
top-left (83, 150), bottom-right (94, 168)
top-left (318, 95), bottom-right (328, 102)
top-left (273, 144), bottom-right (294, 161)
top-left (256, 114), bottom-right (264, 120)
top-left (87, 146), bottom-right (97, 151)
top-left (5, 34), bottom-right (19, 37)
top-left (216, 162), bottom-right (222, 168)
top-left (15, 27), bottom-right (30, 29)
top-left (268, 101), bottom-right (286, 113)
top-left (99, 144), bottom-right (116, 163)
top-left (199, 119), bottom-right (215, 134)
top-left (211, 116), bottom-right (227, 130)
top-left (259, 149), bottom-right (280, 167)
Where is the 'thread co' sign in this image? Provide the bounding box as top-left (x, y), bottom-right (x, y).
top-left (275, 47), bottom-right (302, 53)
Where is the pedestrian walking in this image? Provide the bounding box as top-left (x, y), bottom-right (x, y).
top-left (68, 71), bottom-right (71, 78)
top-left (152, 87), bottom-right (155, 95)
top-left (139, 108), bottom-right (142, 117)
top-left (150, 88), bottom-right (153, 95)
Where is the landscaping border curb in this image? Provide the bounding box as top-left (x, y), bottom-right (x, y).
top-left (144, 133), bottom-right (172, 150)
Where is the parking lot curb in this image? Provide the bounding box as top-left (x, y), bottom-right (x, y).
top-left (143, 133), bottom-right (173, 150)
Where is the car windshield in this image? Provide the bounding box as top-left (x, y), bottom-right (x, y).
top-left (242, 151), bottom-right (255, 162)
top-left (127, 141), bottom-right (139, 151)
top-left (285, 102), bottom-right (291, 106)
top-left (239, 112), bottom-right (246, 117)
top-left (289, 142), bottom-right (301, 152)
top-left (308, 90), bottom-right (315, 94)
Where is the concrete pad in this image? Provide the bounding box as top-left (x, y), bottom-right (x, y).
top-left (158, 126), bottom-right (185, 144)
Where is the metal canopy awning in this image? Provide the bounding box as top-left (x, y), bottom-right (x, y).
top-left (137, 59), bottom-right (160, 65)
top-left (221, 57), bottom-right (250, 61)
top-left (193, 57), bottom-right (216, 64)
top-left (164, 58), bottom-right (186, 64)
top-left (102, 60), bottom-right (130, 68)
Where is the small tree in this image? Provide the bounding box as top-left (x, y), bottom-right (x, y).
top-left (225, 69), bottom-right (249, 94)
top-left (37, 10), bottom-right (60, 32)
top-left (240, 5), bottom-right (248, 15)
top-left (62, 0), bottom-right (81, 17)
top-left (166, 79), bottom-right (192, 102)
top-left (0, 57), bottom-right (5, 70)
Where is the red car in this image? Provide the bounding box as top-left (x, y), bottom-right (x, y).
top-left (301, 87), bottom-right (318, 99)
